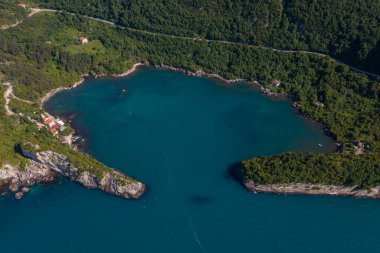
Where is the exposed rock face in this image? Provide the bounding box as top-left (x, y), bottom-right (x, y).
top-left (0, 148), bottom-right (145, 199)
top-left (244, 180), bottom-right (380, 199)
top-left (0, 162), bottom-right (55, 195)
top-left (100, 172), bottom-right (146, 199)
top-left (78, 171), bottom-right (99, 189)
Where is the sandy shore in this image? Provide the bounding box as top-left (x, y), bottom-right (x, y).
top-left (94, 63), bottom-right (147, 79)
top-left (111, 63), bottom-right (147, 77)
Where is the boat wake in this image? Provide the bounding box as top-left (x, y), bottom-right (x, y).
top-left (161, 152), bottom-right (207, 253)
top-left (187, 215), bottom-right (207, 253)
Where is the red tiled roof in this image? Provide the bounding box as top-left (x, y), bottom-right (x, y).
top-left (43, 119), bottom-right (53, 125)
top-left (51, 123), bottom-right (61, 129)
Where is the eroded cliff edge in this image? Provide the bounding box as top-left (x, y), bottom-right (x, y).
top-left (241, 152), bottom-right (380, 199)
top-left (244, 181), bottom-right (380, 199)
top-left (0, 143), bottom-right (145, 199)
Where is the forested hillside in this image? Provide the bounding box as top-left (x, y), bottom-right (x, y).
top-left (0, 2), bottom-right (379, 191)
top-left (34, 0), bottom-right (380, 74)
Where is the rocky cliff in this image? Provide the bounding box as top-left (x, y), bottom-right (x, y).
top-left (244, 180), bottom-right (380, 199)
top-left (0, 162), bottom-right (55, 197)
top-left (0, 145), bottom-right (145, 199)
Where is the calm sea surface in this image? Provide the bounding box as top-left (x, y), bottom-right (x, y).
top-left (2, 67), bottom-right (380, 252)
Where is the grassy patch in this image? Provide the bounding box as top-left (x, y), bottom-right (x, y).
top-left (65, 40), bottom-right (106, 55)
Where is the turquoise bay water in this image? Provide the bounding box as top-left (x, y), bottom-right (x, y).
top-left (2, 67), bottom-right (380, 252)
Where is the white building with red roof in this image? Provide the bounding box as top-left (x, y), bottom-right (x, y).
top-left (80, 37), bottom-right (89, 45)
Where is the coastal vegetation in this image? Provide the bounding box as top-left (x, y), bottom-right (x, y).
top-left (243, 153), bottom-right (380, 189)
top-left (0, 1), bottom-right (379, 194)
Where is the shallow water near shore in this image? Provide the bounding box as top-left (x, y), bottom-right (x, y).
top-left (2, 67), bottom-right (380, 252)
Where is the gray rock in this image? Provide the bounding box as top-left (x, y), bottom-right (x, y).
top-left (244, 180), bottom-right (380, 199)
top-left (9, 184), bottom-right (19, 193)
top-left (21, 187), bottom-right (30, 193)
top-left (15, 192), bottom-right (24, 200)
top-left (79, 171), bottom-right (99, 188)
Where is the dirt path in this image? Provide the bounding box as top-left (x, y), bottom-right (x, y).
top-left (3, 83), bottom-right (15, 115)
top-left (28, 8), bottom-right (57, 17)
top-left (0, 19), bottom-right (22, 30)
top-left (2, 82), bottom-right (33, 116)
top-left (0, 8), bottom-right (57, 30)
top-left (11, 94), bottom-right (33, 104)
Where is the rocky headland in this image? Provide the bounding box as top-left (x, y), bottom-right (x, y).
top-left (0, 143), bottom-right (145, 200)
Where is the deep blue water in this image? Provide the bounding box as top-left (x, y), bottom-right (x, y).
top-left (2, 67), bottom-right (380, 252)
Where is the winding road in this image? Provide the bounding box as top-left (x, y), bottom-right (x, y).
top-left (3, 83), bottom-right (14, 116)
top-left (0, 20), bottom-right (22, 30)
top-left (2, 82), bottom-right (33, 116)
top-left (1, 7), bottom-right (379, 79)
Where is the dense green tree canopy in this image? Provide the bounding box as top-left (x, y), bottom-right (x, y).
top-left (35, 0), bottom-right (380, 74)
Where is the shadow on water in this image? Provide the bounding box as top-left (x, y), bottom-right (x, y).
top-left (189, 195), bottom-right (213, 205)
top-left (224, 162), bottom-right (245, 187)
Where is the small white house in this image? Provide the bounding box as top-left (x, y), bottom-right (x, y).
top-left (271, 80), bottom-right (281, 87)
top-left (315, 102), bottom-right (325, 108)
top-left (80, 37), bottom-right (89, 45)
top-left (17, 3), bottom-right (26, 9)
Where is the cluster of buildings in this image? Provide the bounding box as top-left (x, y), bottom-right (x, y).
top-left (40, 114), bottom-right (66, 137)
top-left (28, 113), bottom-right (77, 147)
top-left (271, 79), bottom-right (281, 87)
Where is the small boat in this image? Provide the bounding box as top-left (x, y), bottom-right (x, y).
top-left (318, 143), bottom-right (323, 147)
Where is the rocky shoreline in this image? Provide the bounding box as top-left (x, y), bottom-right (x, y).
top-left (39, 76), bottom-right (87, 106)
top-left (244, 180), bottom-right (380, 199)
top-left (0, 144), bottom-right (146, 200)
top-left (153, 64), bottom-right (287, 97)
top-left (154, 64), bottom-right (246, 84)
top-left (41, 62), bottom-right (286, 109)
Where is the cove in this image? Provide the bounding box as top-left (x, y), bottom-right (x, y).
top-left (2, 67), bottom-right (380, 252)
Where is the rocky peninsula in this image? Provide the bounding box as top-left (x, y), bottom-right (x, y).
top-left (0, 143), bottom-right (145, 200)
